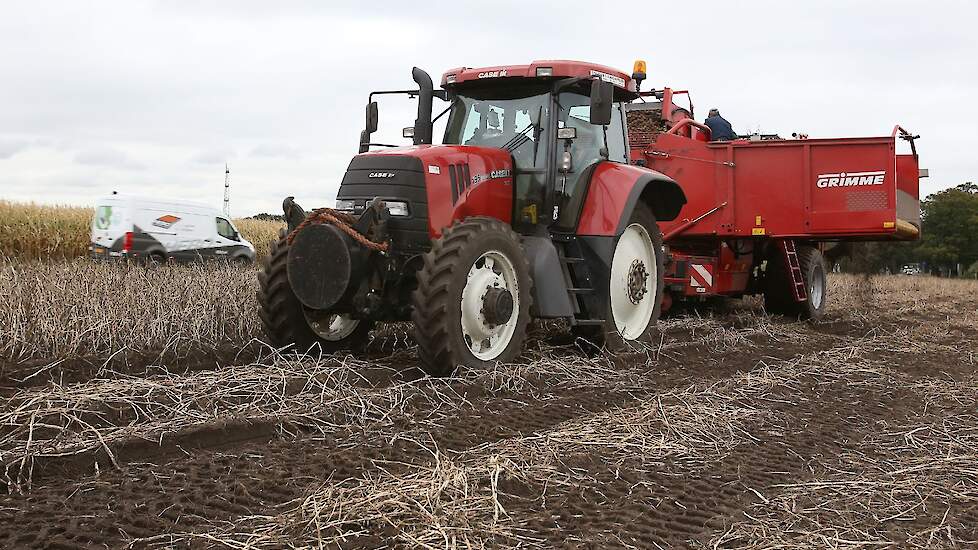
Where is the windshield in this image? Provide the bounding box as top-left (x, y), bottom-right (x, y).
top-left (444, 88), bottom-right (552, 229)
top-left (444, 91), bottom-right (548, 151)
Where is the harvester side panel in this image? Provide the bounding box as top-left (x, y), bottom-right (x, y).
top-left (643, 134), bottom-right (920, 241)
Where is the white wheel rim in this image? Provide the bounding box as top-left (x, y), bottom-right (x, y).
top-left (304, 311), bottom-right (360, 341)
top-left (460, 250), bottom-right (519, 360)
top-left (810, 264), bottom-right (825, 309)
top-left (610, 223), bottom-right (657, 340)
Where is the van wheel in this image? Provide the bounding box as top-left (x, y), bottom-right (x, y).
top-left (146, 252), bottom-right (167, 266)
top-left (258, 230), bottom-right (373, 353)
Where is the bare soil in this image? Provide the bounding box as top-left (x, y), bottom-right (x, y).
top-left (0, 275), bottom-right (975, 548)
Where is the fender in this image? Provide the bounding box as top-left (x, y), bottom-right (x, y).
top-left (576, 162), bottom-right (687, 236)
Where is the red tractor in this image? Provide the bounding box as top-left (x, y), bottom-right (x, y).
top-left (259, 60), bottom-right (921, 375)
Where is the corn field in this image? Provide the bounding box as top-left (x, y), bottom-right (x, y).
top-left (0, 200), bottom-right (283, 260)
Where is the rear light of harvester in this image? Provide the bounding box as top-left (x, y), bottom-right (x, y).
top-left (535, 67), bottom-right (553, 77)
top-left (122, 231), bottom-right (133, 252)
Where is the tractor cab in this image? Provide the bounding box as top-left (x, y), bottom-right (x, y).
top-left (439, 61), bottom-right (635, 233)
top-left (355, 61), bottom-right (639, 235)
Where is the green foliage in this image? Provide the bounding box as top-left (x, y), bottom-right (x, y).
top-left (915, 182), bottom-right (978, 272)
top-left (840, 183), bottom-right (978, 275)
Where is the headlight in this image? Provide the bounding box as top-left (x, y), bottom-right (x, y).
top-left (335, 199), bottom-right (356, 211)
top-left (385, 201), bottom-right (409, 217)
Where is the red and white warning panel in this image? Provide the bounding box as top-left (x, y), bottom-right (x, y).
top-left (689, 263), bottom-right (714, 293)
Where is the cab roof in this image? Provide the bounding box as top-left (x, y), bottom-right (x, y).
top-left (441, 60), bottom-right (635, 93)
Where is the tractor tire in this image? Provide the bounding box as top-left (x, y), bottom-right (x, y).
top-left (573, 202), bottom-right (665, 353)
top-left (763, 244), bottom-right (827, 320)
top-left (258, 229), bottom-right (372, 354)
top-left (412, 217), bottom-right (533, 376)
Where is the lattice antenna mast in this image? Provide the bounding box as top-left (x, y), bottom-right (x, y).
top-left (223, 164), bottom-right (231, 216)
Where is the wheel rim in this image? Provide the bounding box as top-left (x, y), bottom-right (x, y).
top-left (460, 250), bottom-right (519, 360)
top-left (303, 310), bottom-right (361, 341)
top-left (809, 263), bottom-right (826, 310)
top-left (610, 223), bottom-right (657, 340)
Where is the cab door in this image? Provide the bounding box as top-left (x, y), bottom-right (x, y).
top-left (552, 94), bottom-right (629, 232)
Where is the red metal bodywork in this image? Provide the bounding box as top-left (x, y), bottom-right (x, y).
top-left (576, 163), bottom-right (654, 236)
top-left (627, 98), bottom-right (921, 300)
top-left (635, 133), bottom-right (920, 240)
top-left (360, 146), bottom-right (513, 238)
top-left (442, 60), bottom-right (635, 92)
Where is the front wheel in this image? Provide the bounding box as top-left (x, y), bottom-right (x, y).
top-left (258, 230), bottom-right (373, 353)
top-left (574, 203), bottom-right (664, 352)
top-left (412, 217), bottom-right (533, 376)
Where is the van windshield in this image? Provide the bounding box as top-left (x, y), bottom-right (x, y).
top-left (216, 217), bottom-right (237, 240)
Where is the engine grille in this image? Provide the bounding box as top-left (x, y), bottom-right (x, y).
top-left (337, 155), bottom-right (430, 251)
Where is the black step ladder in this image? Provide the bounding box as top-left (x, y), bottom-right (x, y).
top-left (553, 234), bottom-right (605, 326)
top-left (779, 239), bottom-right (808, 302)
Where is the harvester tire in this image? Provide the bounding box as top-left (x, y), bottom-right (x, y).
top-left (258, 229), bottom-right (373, 353)
top-left (764, 244), bottom-right (827, 320)
top-left (573, 202), bottom-right (664, 353)
top-left (412, 217), bottom-right (532, 376)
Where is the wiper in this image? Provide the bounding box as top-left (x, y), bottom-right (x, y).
top-left (502, 123), bottom-right (535, 152)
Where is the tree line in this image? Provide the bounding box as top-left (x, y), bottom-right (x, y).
top-left (840, 182), bottom-right (978, 277)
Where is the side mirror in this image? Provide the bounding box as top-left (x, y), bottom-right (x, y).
top-left (365, 101), bottom-right (379, 134)
top-left (589, 79), bottom-right (614, 126)
top-left (358, 129), bottom-right (370, 153)
top-left (559, 150), bottom-right (573, 173)
top-left (402, 127), bottom-right (415, 139)
top-left (557, 127), bottom-right (577, 140)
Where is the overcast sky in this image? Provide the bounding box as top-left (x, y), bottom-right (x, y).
top-left (1, 1), bottom-right (975, 217)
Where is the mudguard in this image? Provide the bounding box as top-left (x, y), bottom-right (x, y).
top-left (576, 163), bottom-right (686, 236)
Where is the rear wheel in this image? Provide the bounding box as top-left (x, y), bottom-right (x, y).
top-left (763, 244), bottom-right (827, 320)
top-left (412, 217), bottom-right (532, 376)
top-left (574, 203), bottom-right (664, 352)
top-left (258, 230), bottom-right (372, 353)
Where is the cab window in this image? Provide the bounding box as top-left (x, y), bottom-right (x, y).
top-left (216, 217), bottom-right (238, 241)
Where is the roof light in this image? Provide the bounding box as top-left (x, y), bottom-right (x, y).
top-left (632, 59), bottom-right (647, 82)
top-left (446, 74), bottom-right (457, 84)
top-left (535, 67), bottom-right (553, 77)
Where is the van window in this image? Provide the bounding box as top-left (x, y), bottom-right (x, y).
top-left (93, 206), bottom-right (113, 230)
top-left (216, 217), bottom-right (238, 240)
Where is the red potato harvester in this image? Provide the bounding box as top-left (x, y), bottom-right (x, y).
top-left (259, 59), bottom-right (922, 375)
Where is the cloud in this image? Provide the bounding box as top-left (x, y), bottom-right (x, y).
top-left (249, 143), bottom-right (300, 159)
top-left (74, 147), bottom-right (145, 170)
top-left (190, 149), bottom-right (235, 166)
top-left (0, 139), bottom-right (29, 159)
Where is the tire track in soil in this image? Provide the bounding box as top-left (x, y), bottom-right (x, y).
top-left (496, 331), bottom-right (966, 549)
top-left (0, 323), bottom-right (817, 549)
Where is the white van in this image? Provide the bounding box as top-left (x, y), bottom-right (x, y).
top-left (90, 193), bottom-right (256, 264)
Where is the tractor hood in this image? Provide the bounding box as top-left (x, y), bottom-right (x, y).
top-left (354, 144), bottom-right (513, 182)
top-left (340, 145), bottom-right (515, 241)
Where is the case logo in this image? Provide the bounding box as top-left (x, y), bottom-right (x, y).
top-left (368, 172), bottom-right (396, 178)
top-left (816, 171), bottom-right (885, 188)
top-left (152, 214), bottom-right (181, 229)
top-left (478, 70), bottom-right (508, 78)
top-left (470, 169), bottom-right (512, 185)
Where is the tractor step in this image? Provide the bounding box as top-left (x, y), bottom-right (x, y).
top-left (567, 287), bottom-right (594, 293)
top-left (572, 319), bottom-right (606, 326)
top-left (563, 257), bottom-right (586, 263)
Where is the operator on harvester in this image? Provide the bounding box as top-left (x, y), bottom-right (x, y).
top-left (705, 108), bottom-right (737, 141)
